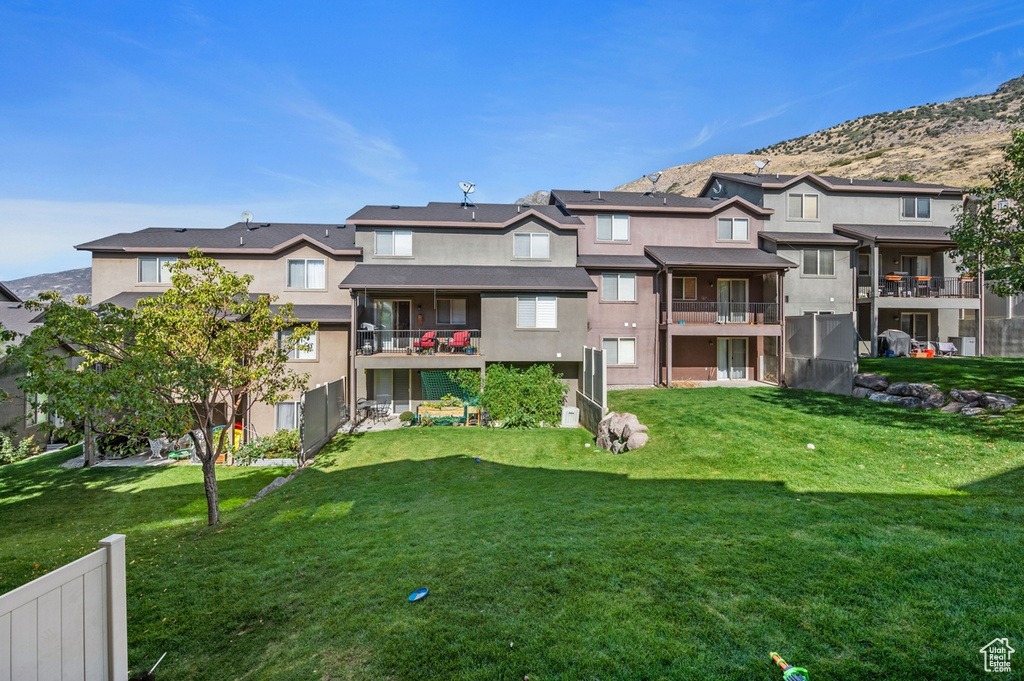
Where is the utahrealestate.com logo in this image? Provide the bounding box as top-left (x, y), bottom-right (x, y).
top-left (980, 638), bottom-right (1015, 673)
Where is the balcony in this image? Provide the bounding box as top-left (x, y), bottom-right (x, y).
top-left (670, 301), bottom-right (780, 325)
top-left (356, 329), bottom-right (482, 356)
top-left (859, 275), bottom-right (978, 299)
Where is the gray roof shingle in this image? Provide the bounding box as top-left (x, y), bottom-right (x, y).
top-left (645, 246), bottom-right (797, 269)
top-left (76, 223), bottom-right (358, 254)
top-left (708, 172), bottom-right (962, 195)
top-left (833, 224), bottom-right (954, 244)
top-left (348, 203), bottom-right (582, 228)
top-left (551, 189), bottom-right (721, 209)
top-left (759, 231), bottom-right (859, 246)
top-left (576, 254), bottom-right (659, 270)
top-left (269, 304), bottom-right (351, 324)
top-left (341, 265), bottom-right (597, 291)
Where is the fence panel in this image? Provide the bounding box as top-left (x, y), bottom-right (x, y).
top-left (785, 316), bottom-right (815, 358)
top-left (299, 378), bottom-right (347, 464)
top-left (0, 535), bottom-right (127, 681)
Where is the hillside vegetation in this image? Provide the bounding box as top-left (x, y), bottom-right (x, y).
top-left (617, 74), bottom-right (1024, 196)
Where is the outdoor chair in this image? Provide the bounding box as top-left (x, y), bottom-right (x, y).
top-left (413, 331), bottom-right (436, 353)
top-left (936, 341), bottom-right (957, 357)
top-left (147, 436), bottom-right (171, 461)
top-left (373, 396), bottom-right (391, 423)
top-left (448, 330), bottom-right (471, 353)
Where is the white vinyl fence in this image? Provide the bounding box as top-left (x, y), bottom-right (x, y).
top-left (0, 534), bottom-right (127, 681)
top-left (577, 346), bottom-right (608, 435)
top-left (299, 377), bottom-right (347, 464)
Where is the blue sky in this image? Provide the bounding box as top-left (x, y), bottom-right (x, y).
top-left (2, 0), bottom-right (1024, 280)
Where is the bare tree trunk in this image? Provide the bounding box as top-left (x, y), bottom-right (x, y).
top-left (201, 450), bottom-right (220, 526)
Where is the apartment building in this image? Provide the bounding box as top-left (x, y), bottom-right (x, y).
top-left (699, 172), bottom-right (974, 355)
top-left (0, 282), bottom-right (50, 442)
top-left (76, 222), bottom-right (360, 437)
top-left (550, 190), bottom-right (792, 386)
top-left (341, 202), bottom-right (592, 417)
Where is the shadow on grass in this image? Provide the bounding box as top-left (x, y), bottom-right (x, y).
top-left (121, 452), bottom-right (1024, 681)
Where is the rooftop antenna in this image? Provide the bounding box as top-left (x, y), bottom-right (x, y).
top-left (241, 210), bottom-right (254, 229)
top-left (459, 181), bottom-right (476, 208)
top-left (644, 172), bottom-right (662, 196)
top-left (712, 179), bottom-right (724, 195)
top-left (753, 157), bottom-right (771, 176)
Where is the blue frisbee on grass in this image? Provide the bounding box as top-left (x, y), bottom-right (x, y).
top-left (409, 588), bottom-right (429, 602)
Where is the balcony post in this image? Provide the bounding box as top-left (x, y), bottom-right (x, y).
top-left (870, 241), bottom-right (880, 357)
top-left (665, 267), bottom-right (673, 387)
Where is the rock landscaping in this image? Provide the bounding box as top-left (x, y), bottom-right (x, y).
top-left (853, 373), bottom-right (1018, 416)
top-left (596, 411), bottom-right (650, 453)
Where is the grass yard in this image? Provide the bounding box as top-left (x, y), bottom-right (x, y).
top-left (2, 364), bottom-right (1024, 679)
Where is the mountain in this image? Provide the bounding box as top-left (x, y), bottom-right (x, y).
top-left (4, 268), bottom-right (91, 302)
top-left (616, 74), bottom-right (1024, 196)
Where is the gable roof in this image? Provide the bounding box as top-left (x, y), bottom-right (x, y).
top-left (76, 223), bottom-right (360, 256)
top-left (701, 172), bottom-right (963, 197)
top-left (341, 265), bottom-right (597, 291)
top-left (0, 282), bottom-right (19, 303)
top-left (759, 231), bottom-right (858, 246)
top-left (549, 189), bottom-right (772, 216)
top-left (347, 202), bottom-right (582, 229)
top-left (833, 224), bottom-right (954, 245)
top-left (645, 246), bottom-right (797, 270)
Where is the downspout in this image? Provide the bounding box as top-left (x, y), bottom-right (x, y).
top-left (778, 268), bottom-right (786, 388)
top-left (978, 254), bottom-right (985, 356)
top-left (348, 289), bottom-right (357, 426)
top-left (652, 268), bottom-right (661, 387)
top-left (870, 240), bottom-right (880, 357)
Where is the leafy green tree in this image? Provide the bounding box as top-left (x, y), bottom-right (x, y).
top-left (10, 250), bottom-right (314, 525)
top-left (949, 128), bottom-right (1024, 297)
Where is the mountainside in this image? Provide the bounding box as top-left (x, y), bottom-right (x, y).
top-left (617, 74), bottom-right (1024, 196)
top-left (4, 267), bottom-right (91, 301)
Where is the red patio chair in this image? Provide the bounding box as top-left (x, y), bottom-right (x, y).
top-left (413, 331), bottom-right (436, 352)
top-left (448, 330), bottom-right (471, 353)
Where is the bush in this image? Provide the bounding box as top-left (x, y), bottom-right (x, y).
top-left (399, 411), bottom-right (415, 424)
top-left (97, 434), bottom-right (144, 459)
top-left (480, 364), bottom-right (567, 428)
top-left (234, 429), bottom-right (300, 465)
top-left (0, 434), bottom-right (41, 465)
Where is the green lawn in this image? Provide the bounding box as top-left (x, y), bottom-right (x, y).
top-left (859, 356), bottom-right (1024, 399)
top-left (2, 373), bottom-right (1023, 679)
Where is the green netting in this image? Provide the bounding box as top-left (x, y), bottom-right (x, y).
top-left (420, 370), bottom-right (480, 404)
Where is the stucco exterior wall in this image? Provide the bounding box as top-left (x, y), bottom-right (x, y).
top-left (586, 271), bottom-right (658, 386)
top-left (773, 245), bottom-right (855, 315)
top-left (480, 293), bottom-right (588, 362)
top-left (354, 217), bottom-right (578, 268)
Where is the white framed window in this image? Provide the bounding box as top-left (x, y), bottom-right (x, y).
top-left (279, 328), bottom-right (317, 360)
top-left (672, 276), bottom-right (697, 300)
top-left (138, 256), bottom-right (177, 283)
top-left (517, 296), bottom-right (557, 329)
top-left (802, 310), bottom-right (835, 315)
top-left (788, 193), bottom-right (819, 219)
top-left (375, 229), bottom-right (413, 256)
top-left (437, 299), bottom-right (467, 325)
top-left (275, 402), bottom-right (300, 431)
top-left (513, 233), bottom-right (550, 259)
top-left (803, 249), bottom-right (835, 276)
top-left (601, 273), bottom-right (636, 302)
top-left (901, 197), bottom-right (931, 219)
top-left (597, 215), bottom-right (630, 242)
top-left (603, 338), bottom-right (636, 366)
top-left (717, 218), bottom-right (749, 241)
top-left (286, 258), bottom-right (325, 289)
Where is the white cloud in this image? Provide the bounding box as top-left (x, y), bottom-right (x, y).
top-left (683, 122), bottom-right (720, 150)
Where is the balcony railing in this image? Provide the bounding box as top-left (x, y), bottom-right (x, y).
top-left (356, 329), bottom-right (481, 356)
top-left (670, 301), bottom-right (780, 325)
top-left (869, 275), bottom-right (978, 299)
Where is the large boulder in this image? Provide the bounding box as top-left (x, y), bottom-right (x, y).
top-left (852, 387), bottom-right (875, 399)
top-left (886, 382), bottom-right (913, 396)
top-left (596, 434), bottom-right (612, 451)
top-left (608, 413), bottom-right (629, 440)
top-left (610, 440), bottom-right (624, 454)
top-left (979, 393), bottom-right (1018, 411)
top-left (598, 412), bottom-right (615, 437)
top-left (949, 389), bottom-right (982, 405)
top-left (941, 402), bottom-right (966, 414)
top-left (621, 414), bottom-right (646, 440)
top-left (854, 373), bottom-right (889, 391)
top-left (920, 389), bottom-right (946, 410)
top-left (894, 396), bottom-right (923, 409)
top-left (625, 432), bottom-right (650, 451)
top-left (962, 407), bottom-right (987, 417)
top-left (869, 392), bottom-right (904, 404)
top-left (906, 383), bottom-right (940, 399)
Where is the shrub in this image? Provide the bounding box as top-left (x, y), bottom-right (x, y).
top-left (399, 411), bottom-right (415, 424)
top-left (480, 364), bottom-right (567, 428)
top-left (234, 429), bottom-right (300, 465)
top-left (0, 434), bottom-right (41, 465)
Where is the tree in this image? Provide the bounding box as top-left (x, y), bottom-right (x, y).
top-left (10, 250), bottom-right (315, 525)
top-left (949, 128), bottom-right (1024, 297)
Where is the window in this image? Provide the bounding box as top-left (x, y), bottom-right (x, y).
top-left (276, 402), bottom-right (299, 431)
top-left (803, 249), bottom-right (835, 276)
top-left (597, 215), bottom-right (630, 242)
top-left (717, 218), bottom-right (749, 241)
top-left (286, 258), bottom-right (325, 289)
top-left (279, 328), bottom-right (317, 360)
top-left (513, 233), bottom-right (550, 259)
top-left (437, 299), bottom-right (467, 325)
top-left (601, 273), bottom-right (636, 302)
top-left (375, 229), bottom-right (413, 256)
top-left (787, 193), bottom-right (819, 219)
top-left (901, 197), bottom-right (931, 219)
top-left (672, 277), bottom-right (697, 300)
top-left (138, 256), bottom-right (177, 283)
top-left (802, 310), bottom-right (834, 315)
top-left (603, 338), bottom-right (636, 366)
top-left (517, 296), bottom-right (557, 329)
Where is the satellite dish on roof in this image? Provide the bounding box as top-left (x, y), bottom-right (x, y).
top-left (644, 172), bottom-right (662, 195)
top-left (241, 210), bottom-right (253, 226)
top-left (459, 181), bottom-right (476, 207)
top-left (712, 179), bottom-right (724, 195)
top-left (753, 157), bottom-right (771, 176)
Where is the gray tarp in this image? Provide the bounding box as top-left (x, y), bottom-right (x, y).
top-left (879, 329), bottom-right (912, 357)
